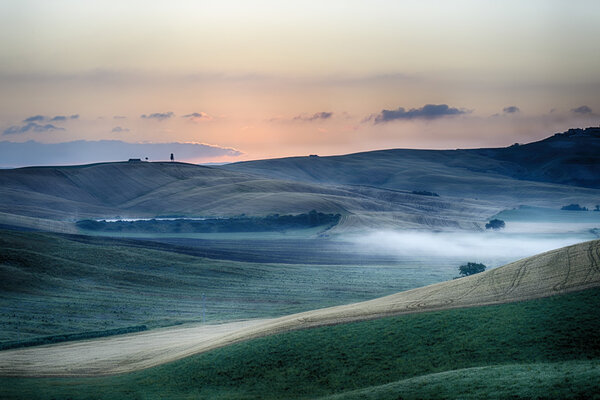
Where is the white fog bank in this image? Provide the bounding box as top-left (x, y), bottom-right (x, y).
top-left (346, 230), bottom-right (597, 266)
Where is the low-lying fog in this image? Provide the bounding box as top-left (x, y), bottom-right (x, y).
top-left (346, 225), bottom-right (598, 269)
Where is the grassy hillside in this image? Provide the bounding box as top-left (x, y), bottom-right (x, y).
top-left (1, 238), bottom-right (597, 377)
top-left (3, 131), bottom-right (600, 233)
top-left (470, 127), bottom-right (600, 189)
top-left (0, 230), bottom-right (462, 344)
top-left (320, 360), bottom-right (600, 400)
top-left (0, 161), bottom-right (495, 231)
top-left (2, 286), bottom-right (599, 399)
top-left (224, 129), bottom-right (600, 207)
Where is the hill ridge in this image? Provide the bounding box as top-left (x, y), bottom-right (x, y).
top-left (225, 127), bottom-right (600, 190)
top-left (1, 127), bottom-right (600, 231)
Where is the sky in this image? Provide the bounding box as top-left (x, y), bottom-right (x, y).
top-left (1, 0), bottom-right (599, 164)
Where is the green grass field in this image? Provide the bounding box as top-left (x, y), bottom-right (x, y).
top-left (0, 230), bottom-right (460, 344)
top-left (320, 360), bottom-right (600, 400)
top-left (2, 287), bottom-right (599, 400)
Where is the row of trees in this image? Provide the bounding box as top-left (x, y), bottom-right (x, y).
top-left (561, 204), bottom-right (600, 211)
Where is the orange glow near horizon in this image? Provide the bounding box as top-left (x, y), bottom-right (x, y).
top-left (0, 1), bottom-right (599, 162)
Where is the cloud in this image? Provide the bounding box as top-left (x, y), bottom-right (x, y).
top-left (293, 111), bottom-right (333, 122)
top-left (113, 115), bottom-right (127, 119)
top-left (111, 126), bottom-right (130, 133)
top-left (503, 106), bottom-right (520, 114)
top-left (23, 114), bottom-right (78, 123)
top-left (182, 112), bottom-right (213, 122)
top-left (371, 104), bottom-right (467, 123)
top-left (571, 105), bottom-right (593, 114)
top-left (141, 112), bottom-right (174, 121)
top-left (0, 140), bottom-right (243, 167)
top-left (23, 115), bottom-right (46, 123)
top-left (3, 122), bottom-right (65, 135)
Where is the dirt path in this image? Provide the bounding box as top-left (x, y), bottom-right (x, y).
top-left (1, 239), bottom-right (599, 377)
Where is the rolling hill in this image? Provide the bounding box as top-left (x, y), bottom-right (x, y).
top-left (3, 288), bottom-right (599, 399)
top-left (224, 127), bottom-right (600, 204)
top-left (0, 161), bottom-right (496, 232)
top-left (1, 128), bottom-right (600, 233)
top-left (2, 229), bottom-right (451, 345)
top-left (1, 238), bottom-right (598, 377)
top-left (0, 129), bottom-right (600, 233)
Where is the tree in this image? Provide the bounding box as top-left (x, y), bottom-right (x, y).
top-left (170, 153), bottom-right (174, 162)
top-left (594, 205), bottom-right (600, 212)
top-left (307, 209), bottom-right (320, 226)
top-left (561, 204), bottom-right (588, 211)
top-left (458, 262), bottom-right (486, 277)
top-left (485, 219), bottom-right (505, 230)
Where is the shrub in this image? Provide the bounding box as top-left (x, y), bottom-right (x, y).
top-left (458, 262), bottom-right (486, 277)
top-left (485, 219), bottom-right (505, 230)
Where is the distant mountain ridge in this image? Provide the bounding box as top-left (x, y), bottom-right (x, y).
top-left (225, 127), bottom-right (600, 190)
